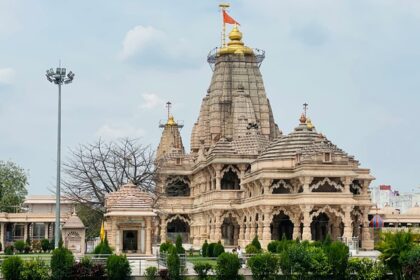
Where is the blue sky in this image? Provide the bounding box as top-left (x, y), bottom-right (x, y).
top-left (0, 0), bottom-right (419, 194)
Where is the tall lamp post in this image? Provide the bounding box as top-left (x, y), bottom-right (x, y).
top-left (46, 66), bottom-right (75, 248)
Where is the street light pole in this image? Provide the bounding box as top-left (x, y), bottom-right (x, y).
top-left (46, 66), bottom-right (75, 248)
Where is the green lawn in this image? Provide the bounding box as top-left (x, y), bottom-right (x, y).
top-left (187, 256), bottom-right (218, 267)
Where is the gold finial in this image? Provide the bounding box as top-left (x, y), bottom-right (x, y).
top-left (218, 25), bottom-right (253, 55)
top-left (306, 118), bottom-right (314, 129)
top-left (167, 116), bottom-right (176, 126)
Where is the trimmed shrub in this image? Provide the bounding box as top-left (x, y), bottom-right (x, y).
top-left (323, 241), bottom-right (349, 279)
top-left (175, 234), bottom-right (185, 254)
top-left (213, 241), bottom-right (225, 257)
top-left (206, 242), bottom-right (216, 257)
top-left (5, 245), bottom-right (14, 255)
top-left (267, 240), bottom-right (280, 253)
top-left (50, 242), bottom-right (75, 280)
top-left (251, 235), bottom-right (262, 251)
top-left (144, 266), bottom-right (158, 280)
top-left (245, 244), bottom-right (259, 254)
top-left (346, 257), bottom-right (386, 280)
top-left (21, 257), bottom-right (50, 280)
top-left (41, 239), bottom-right (50, 252)
top-left (215, 252), bottom-right (241, 280)
top-left (24, 238), bottom-right (31, 253)
top-left (167, 247), bottom-right (181, 280)
top-left (201, 240), bottom-right (209, 257)
top-left (1, 255), bottom-right (24, 280)
top-left (248, 252), bottom-right (279, 280)
top-left (14, 240), bottom-right (25, 253)
top-left (49, 239), bottom-right (55, 250)
top-left (159, 241), bottom-right (173, 253)
top-left (106, 254), bottom-right (131, 280)
top-left (193, 262), bottom-right (213, 280)
top-left (276, 234), bottom-right (294, 253)
top-left (279, 243), bottom-right (311, 276)
top-left (306, 246), bottom-right (331, 277)
top-left (71, 257), bottom-right (106, 280)
top-left (94, 237), bottom-right (113, 255)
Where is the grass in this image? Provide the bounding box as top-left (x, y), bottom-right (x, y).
top-left (187, 256), bottom-right (218, 267)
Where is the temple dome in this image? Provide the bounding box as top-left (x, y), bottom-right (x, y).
top-left (62, 212), bottom-right (85, 229)
top-left (105, 182), bottom-right (156, 216)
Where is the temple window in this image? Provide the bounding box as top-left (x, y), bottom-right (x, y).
top-left (323, 152), bottom-right (332, 163)
top-left (221, 167), bottom-right (240, 190)
top-left (166, 177), bottom-right (190, 197)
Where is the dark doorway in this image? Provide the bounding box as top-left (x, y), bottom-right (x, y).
top-left (271, 212), bottom-right (294, 240)
top-left (221, 169), bottom-right (240, 190)
top-left (311, 213), bottom-right (330, 241)
top-left (123, 230), bottom-right (138, 252)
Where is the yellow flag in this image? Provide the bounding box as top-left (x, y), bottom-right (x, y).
top-left (100, 221), bottom-right (105, 241)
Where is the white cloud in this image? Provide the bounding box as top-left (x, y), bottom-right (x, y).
top-left (118, 25), bottom-right (164, 60)
top-left (0, 68), bottom-right (15, 85)
top-left (95, 124), bottom-right (145, 140)
top-left (140, 93), bottom-right (164, 109)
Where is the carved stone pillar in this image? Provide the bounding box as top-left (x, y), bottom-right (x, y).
top-left (361, 206), bottom-right (374, 250)
top-left (300, 177), bottom-right (313, 193)
top-left (44, 223), bottom-right (49, 239)
top-left (343, 206), bottom-right (353, 241)
top-left (244, 221), bottom-right (251, 243)
top-left (160, 216), bottom-right (167, 243)
top-left (214, 214), bottom-right (222, 242)
top-left (23, 223), bottom-right (28, 241)
top-left (216, 170), bottom-right (221, 190)
top-left (261, 179), bottom-right (272, 195)
top-left (0, 222), bottom-right (4, 251)
top-left (146, 217), bottom-right (152, 255)
top-left (262, 207), bottom-right (272, 247)
top-left (302, 205), bottom-right (312, 240)
top-left (342, 177), bottom-right (352, 194)
top-left (292, 218), bottom-right (301, 240)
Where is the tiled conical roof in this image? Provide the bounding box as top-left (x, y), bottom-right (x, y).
top-left (62, 212), bottom-right (85, 229)
top-left (105, 182), bottom-right (156, 216)
top-left (258, 121), bottom-right (353, 161)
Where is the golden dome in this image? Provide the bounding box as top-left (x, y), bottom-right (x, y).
top-left (218, 26), bottom-right (253, 56)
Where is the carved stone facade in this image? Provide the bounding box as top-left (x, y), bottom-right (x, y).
top-left (154, 25), bottom-right (375, 250)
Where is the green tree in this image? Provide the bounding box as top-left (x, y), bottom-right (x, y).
top-left (107, 254), bottom-right (131, 280)
top-left (75, 204), bottom-right (103, 239)
top-left (251, 235), bottom-right (262, 251)
top-left (50, 241), bottom-right (75, 280)
top-left (323, 241), bottom-right (349, 279)
top-left (376, 231), bottom-right (415, 280)
top-left (1, 256), bottom-right (23, 280)
top-left (167, 246), bottom-right (181, 280)
top-left (215, 253), bottom-right (241, 280)
top-left (0, 161), bottom-right (28, 212)
top-left (175, 234), bottom-right (185, 254)
top-left (21, 257), bottom-right (50, 280)
top-left (201, 240), bottom-right (209, 257)
top-left (400, 245), bottom-right (420, 280)
top-left (248, 252), bottom-right (279, 280)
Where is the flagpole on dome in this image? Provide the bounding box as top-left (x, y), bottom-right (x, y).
top-left (219, 3), bottom-right (230, 47)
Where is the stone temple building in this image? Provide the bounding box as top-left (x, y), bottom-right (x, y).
top-left (104, 24), bottom-right (375, 254)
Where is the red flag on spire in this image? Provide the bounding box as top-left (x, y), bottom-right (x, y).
top-left (223, 10), bottom-right (240, 25)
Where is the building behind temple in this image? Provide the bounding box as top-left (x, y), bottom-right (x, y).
top-left (103, 21), bottom-right (377, 254)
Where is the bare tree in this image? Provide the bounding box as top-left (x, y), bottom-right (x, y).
top-left (62, 138), bottom-right (157, 210)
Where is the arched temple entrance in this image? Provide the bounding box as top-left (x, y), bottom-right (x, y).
top-left (271, 212), bottom-right (294, 240)
top-left (123, 230), bottom-right (138, 252)
top-left (311, 213), bottom-right (330, 241)
top-left (221, 215), bottom-right (240, 246)
top-left (167, 216), bottom-right (190, 243)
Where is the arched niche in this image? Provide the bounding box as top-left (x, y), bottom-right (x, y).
top-left (221, 166), bottom-right (240, 190)
top-left (166, 176), bottom-right (190, 197)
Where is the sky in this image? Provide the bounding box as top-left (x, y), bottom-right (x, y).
top-left (0, 0), bottom-right (419, 195)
